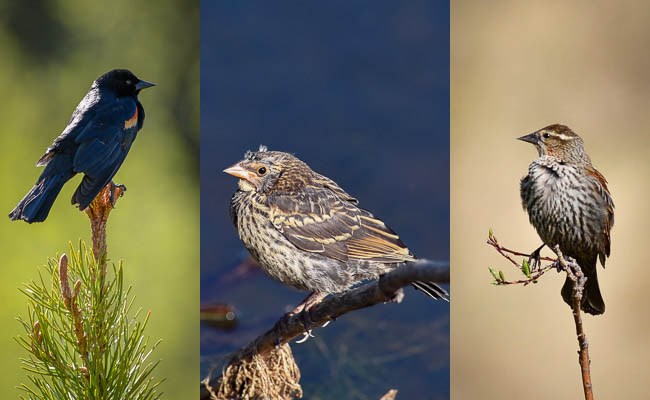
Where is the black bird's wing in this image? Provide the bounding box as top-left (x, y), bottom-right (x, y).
top-left (72, 98), bottom-right (138, 173)
top-left (267, 186), bottom-right (414, 263)
top-left (70, 97), bottom-right (140, 208)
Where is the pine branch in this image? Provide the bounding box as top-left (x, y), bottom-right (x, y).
top-left (16, 182), bottom-right (163, 399)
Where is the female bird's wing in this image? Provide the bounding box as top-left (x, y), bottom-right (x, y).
top-left (585, 166), bottom-right (615, 263)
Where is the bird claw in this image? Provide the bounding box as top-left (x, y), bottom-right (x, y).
top-left (299, 308), bottom-right (315, 334)
top-left (528, 244), bottom-right (545, 271)
top-left (293, 310), bottom-right (332, 344)
top-left (295, 330), bottom-right (315, 344)
top-left (109, 183), bottom-right (127, 206)
top-left (388, 288), bottom-right (405, 303)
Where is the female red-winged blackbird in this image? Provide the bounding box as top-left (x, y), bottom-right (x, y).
top-left (9, 69), bottom-right (154, 223)
top-left (225, 146), bottom-right (448, 312)
top-left (519, 124), bottom-right (614, 315)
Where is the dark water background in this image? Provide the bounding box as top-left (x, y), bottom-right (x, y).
top-left (201, 2), bottom-right (450, 398)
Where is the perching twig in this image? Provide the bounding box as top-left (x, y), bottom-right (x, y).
top-left (85, 182), bottom-right (125, 274)
top-left (201, 259), bottom-right (449, 399)
top-left (552, 245), bottom-right (593, 400)
top-left (488, 231), bottom-right (594, 400)
top-left (236, 259), bottom-right (447, 362)
top-left (487, 231), bottom-right (554, 269)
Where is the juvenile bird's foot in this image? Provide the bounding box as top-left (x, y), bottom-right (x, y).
top-left (290, 292), bottom-right (327, 344)
top-left (388, 288), bottom-right (405, 304)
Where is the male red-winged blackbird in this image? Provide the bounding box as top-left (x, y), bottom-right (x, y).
top-left (519, 124), bottom-right (614, 315)
top-left (9, 69), bottom-right (154, 223)
top-left (225, 146), bottom-right (448, 313)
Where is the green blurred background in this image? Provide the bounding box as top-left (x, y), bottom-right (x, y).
top-left (452, 1), bottom-right (650, 399)
top-left (0, 0), bottom-right (198, 398)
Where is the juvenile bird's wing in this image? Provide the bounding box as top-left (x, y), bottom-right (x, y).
top-left (268, 186), bottom-right (414, 263)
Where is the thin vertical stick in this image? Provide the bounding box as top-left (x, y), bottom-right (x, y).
top-left (85, 182), bottom-right (125, 288)
top-left (554, 246), bottom-right (594, 400)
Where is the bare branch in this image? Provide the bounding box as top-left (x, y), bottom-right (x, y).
top-left (487, 230), bottom-right (594, 400)
top-left (235, 259), bottom-right (449, 362)
top-left (551, 246), bottom-right (593, 400)
top-left (487, 231), bottom-right (554, 268)
top-left (201, 259), bottom-right (449, 399)
top-left (487, 233), bottom-right (555, 285)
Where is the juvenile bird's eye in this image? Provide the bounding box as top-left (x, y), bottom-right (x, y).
top-left (542, 132), bottom-right (550, 139)
top-left (257, 167), bottom-right (267, 175)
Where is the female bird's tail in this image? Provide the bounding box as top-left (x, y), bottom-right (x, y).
top-left (9, 172), bottom-right (71, 223)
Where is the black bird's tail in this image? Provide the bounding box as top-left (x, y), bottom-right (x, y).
top-left (412, 281), bottom-right (449, 302)
top-left (9, 172), bottom-right (72, 223)
top-left (561, 256), bottom-right (604, 315)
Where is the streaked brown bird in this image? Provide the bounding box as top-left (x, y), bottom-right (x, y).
top-left (224, 146), bottom-right (448, 314)
top-left (519, 124), bottom-right (614, 315)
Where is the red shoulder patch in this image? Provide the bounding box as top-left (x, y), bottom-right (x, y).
top-left (124, 107), bottom-right (139, 129)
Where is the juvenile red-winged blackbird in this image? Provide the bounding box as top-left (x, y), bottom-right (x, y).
top-left (519, 124), bottom-right (614, 315)
top-left (9, 69), bottom-right (155, 223)
top-left (225, 146), bottom-right (448, 312)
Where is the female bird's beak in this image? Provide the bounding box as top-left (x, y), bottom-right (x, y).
top-left (224, 164), bottom-right (255, 181)
top-left (517, 132), bottom-right (539, 144)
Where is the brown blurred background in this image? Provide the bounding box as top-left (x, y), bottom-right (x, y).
top-left (451, 1), bottom-right (650, 399)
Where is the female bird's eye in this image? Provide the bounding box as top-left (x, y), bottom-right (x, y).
top-left (257, 167), bottom-right (267, 175)
top-left (542, 132), bottom-right (550, 139)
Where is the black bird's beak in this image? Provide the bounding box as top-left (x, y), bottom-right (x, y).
top-left (135, 80), bottom-right (156, 90)
top-left (517, 132), bottom-right (539, 144)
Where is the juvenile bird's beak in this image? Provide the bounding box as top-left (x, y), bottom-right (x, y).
top-left (135, 80), bottom-right (156, 90)
top-left (517, 132), bottom-right (539, 144)
top-left (224, 164), bottom-right (254, 181)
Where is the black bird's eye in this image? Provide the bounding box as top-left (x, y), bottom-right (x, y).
top-left (257, 167), bottom-right (267, 175)
top-left (126, 79), bottom-right (132, 85)
top-left (542, 132), bottom-right (550, 139)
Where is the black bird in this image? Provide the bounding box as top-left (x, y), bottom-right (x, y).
top-left (9, 69), bottom-right (154, 223)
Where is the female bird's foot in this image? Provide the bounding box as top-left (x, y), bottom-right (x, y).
top-left (528, 243), bottom-right (546, 271)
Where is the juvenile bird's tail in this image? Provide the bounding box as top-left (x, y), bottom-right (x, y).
top-left (9, 172), bottom-right (72, 223)
top-left (412, 281), bottom-right (449, 301)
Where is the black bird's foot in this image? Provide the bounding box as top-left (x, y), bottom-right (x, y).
top-left (528, 243), bottom-right (546, 271)
top-left (109, 183), bottom-right (127, 206)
